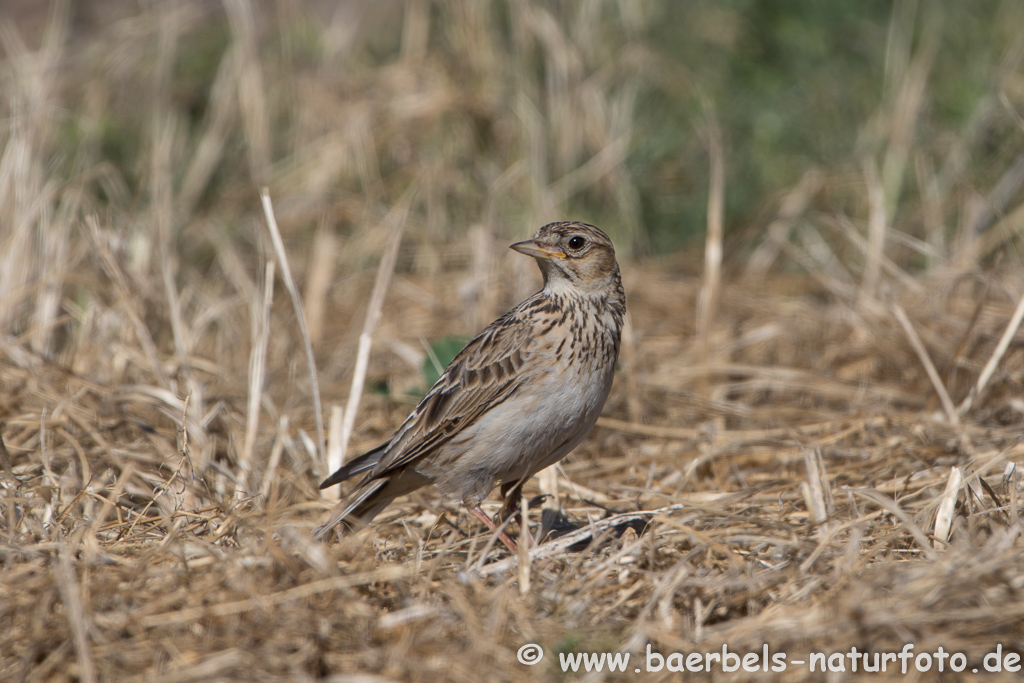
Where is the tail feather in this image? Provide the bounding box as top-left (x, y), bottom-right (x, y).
top-left (313, 467), bottom-right (432, 541)
top-left (319, 442), bottom-right (388, 489)
top-left (313, 478), bottom-right (390, 540)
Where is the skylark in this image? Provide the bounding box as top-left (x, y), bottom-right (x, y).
top-left (314, 221), bottom-right (625, 551)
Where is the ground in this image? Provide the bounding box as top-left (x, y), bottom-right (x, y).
top-left (3, 2), bottom-right (1024, 681)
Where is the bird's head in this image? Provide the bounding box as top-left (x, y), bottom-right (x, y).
top-left (510, 222), bottom-right (620, 297)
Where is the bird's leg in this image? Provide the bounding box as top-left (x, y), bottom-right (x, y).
top-left (497, 481), bottom-right (538, 549)
top-left (466, 504), bottom-right (519, 554)
top-left (498, 480), bottom-right (526, 523)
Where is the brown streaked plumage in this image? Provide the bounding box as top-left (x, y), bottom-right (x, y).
top-left (314, 221), bottom-right (625, 550)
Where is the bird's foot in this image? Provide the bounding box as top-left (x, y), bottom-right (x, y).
top-left (467, 505), bottom-right (524, 554)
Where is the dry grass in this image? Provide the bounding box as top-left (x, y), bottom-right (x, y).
top-left (4, 2), bottom-right (1024, 681)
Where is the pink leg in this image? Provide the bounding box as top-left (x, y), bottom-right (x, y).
top-left (467, 505), bottom-right (519, 554)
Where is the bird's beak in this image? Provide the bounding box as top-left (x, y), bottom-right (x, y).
top-left (510, 240), bottom-right (566, 260)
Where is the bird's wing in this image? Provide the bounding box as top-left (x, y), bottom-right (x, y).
top-left (369, 299), bottom-right (541, 476)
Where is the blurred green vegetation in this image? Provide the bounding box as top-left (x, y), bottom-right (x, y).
top-left (635, 1), bottom-right (889, 247)
top-left (229, 2), bottom-right (1019, 252)
top-left (16, 0), bottom-right (1024, 258)
top-left (421, 336), bottom-right (471, 392)
top-left (632, 0), bottom-right (1020, 251)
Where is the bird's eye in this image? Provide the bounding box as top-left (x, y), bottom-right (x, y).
top-left (567, 235), bottom-right (586, 250)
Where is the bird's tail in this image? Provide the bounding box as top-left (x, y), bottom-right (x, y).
top-left (312, 478), bottom-right (391, 541)
top-left (312, 469), bottom-right (431, 541)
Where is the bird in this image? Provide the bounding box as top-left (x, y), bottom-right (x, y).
top-left (314, 221), bottom-right (625, 551)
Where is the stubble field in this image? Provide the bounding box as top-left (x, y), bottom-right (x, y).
top-left (3, 2), bottom-right (1024, 681)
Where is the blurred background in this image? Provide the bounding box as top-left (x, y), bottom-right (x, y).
top-left (4, 0), bottom-right (1022, 261)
